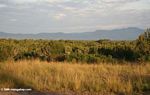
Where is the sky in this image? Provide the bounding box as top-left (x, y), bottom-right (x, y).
top-left (0, 0), bottom-right (150, 33)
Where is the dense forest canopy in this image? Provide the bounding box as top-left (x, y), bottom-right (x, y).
top-left (0, 29), bottom-right (149, 63)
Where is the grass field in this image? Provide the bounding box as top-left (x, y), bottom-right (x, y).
top-left (0, 60), bottom-right (150, 95)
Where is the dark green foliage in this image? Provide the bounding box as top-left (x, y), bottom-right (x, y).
top-left (0, 29), bottom-right (149, 63)
top-left (136, 29), bottom-right (150, 61)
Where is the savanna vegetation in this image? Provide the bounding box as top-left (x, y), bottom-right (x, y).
top-left (0, 60), bottom-right (150, 95)
top-left (0, 29), bottom-right (150, 63)
top-left (0, 29), bottom-right (150, 95)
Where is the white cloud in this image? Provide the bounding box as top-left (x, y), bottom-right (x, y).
top-left (0, 0), bottom-right (149, 33)
top-left (53, 13), bottom-right (66, 20)
top-left (63, 6), bottom-right (77, 11)
top-left (120, 0), bottom-right (150, 10)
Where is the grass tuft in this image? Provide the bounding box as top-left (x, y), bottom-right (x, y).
top-left (0, 60), bottom-right (150, 94)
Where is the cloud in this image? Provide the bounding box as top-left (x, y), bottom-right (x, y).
top-left (10, 0), bottom-right (69, 4)
top-left (53, 13), bottom-right (66, 20)
top-left (10, 0), bottom-right (38, 4)
top-left (0, 4), bottom-right (7, 8)
top-left (0, 0), bottom-right (149, 33)
top-left (119, 0), bottom-right (150, 10)
top-left (10, 18), bottom-right (17, 22)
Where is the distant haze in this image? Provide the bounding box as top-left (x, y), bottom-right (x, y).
top-left (0, 0), bottom-right (150, 34)
top-left (0, 27), bottom-right (144, 40)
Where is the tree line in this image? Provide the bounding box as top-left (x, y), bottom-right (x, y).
top-left (0, 29), bottom-right (149, 63)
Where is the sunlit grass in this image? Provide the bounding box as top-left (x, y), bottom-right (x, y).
top-left (0, 60), bottom-right (150, 94)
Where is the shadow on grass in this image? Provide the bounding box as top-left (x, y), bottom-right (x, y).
top-left (123, 73), bottom-right (150, 95)
top-left (0, 72), bottom-right (33, 89)
top-left (141, 74), bottom-right (150, 93)
top-left (0, 72), bottom-right (61, 95)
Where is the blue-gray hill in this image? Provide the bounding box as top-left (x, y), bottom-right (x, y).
top-left (0, 27), bottom-right (144, 40)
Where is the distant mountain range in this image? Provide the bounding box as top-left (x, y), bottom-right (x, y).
top-left (0, 27), bottom-right (144, 40)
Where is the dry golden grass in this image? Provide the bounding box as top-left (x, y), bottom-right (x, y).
top-left (0, 60), bottom-right (150, 95)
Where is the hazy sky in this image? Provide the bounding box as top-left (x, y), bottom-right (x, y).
top-left (0, 0), bottom-right (150, 33)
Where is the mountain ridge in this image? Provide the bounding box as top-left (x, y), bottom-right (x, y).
top-left (0, 27), bottom-right (144, 40)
